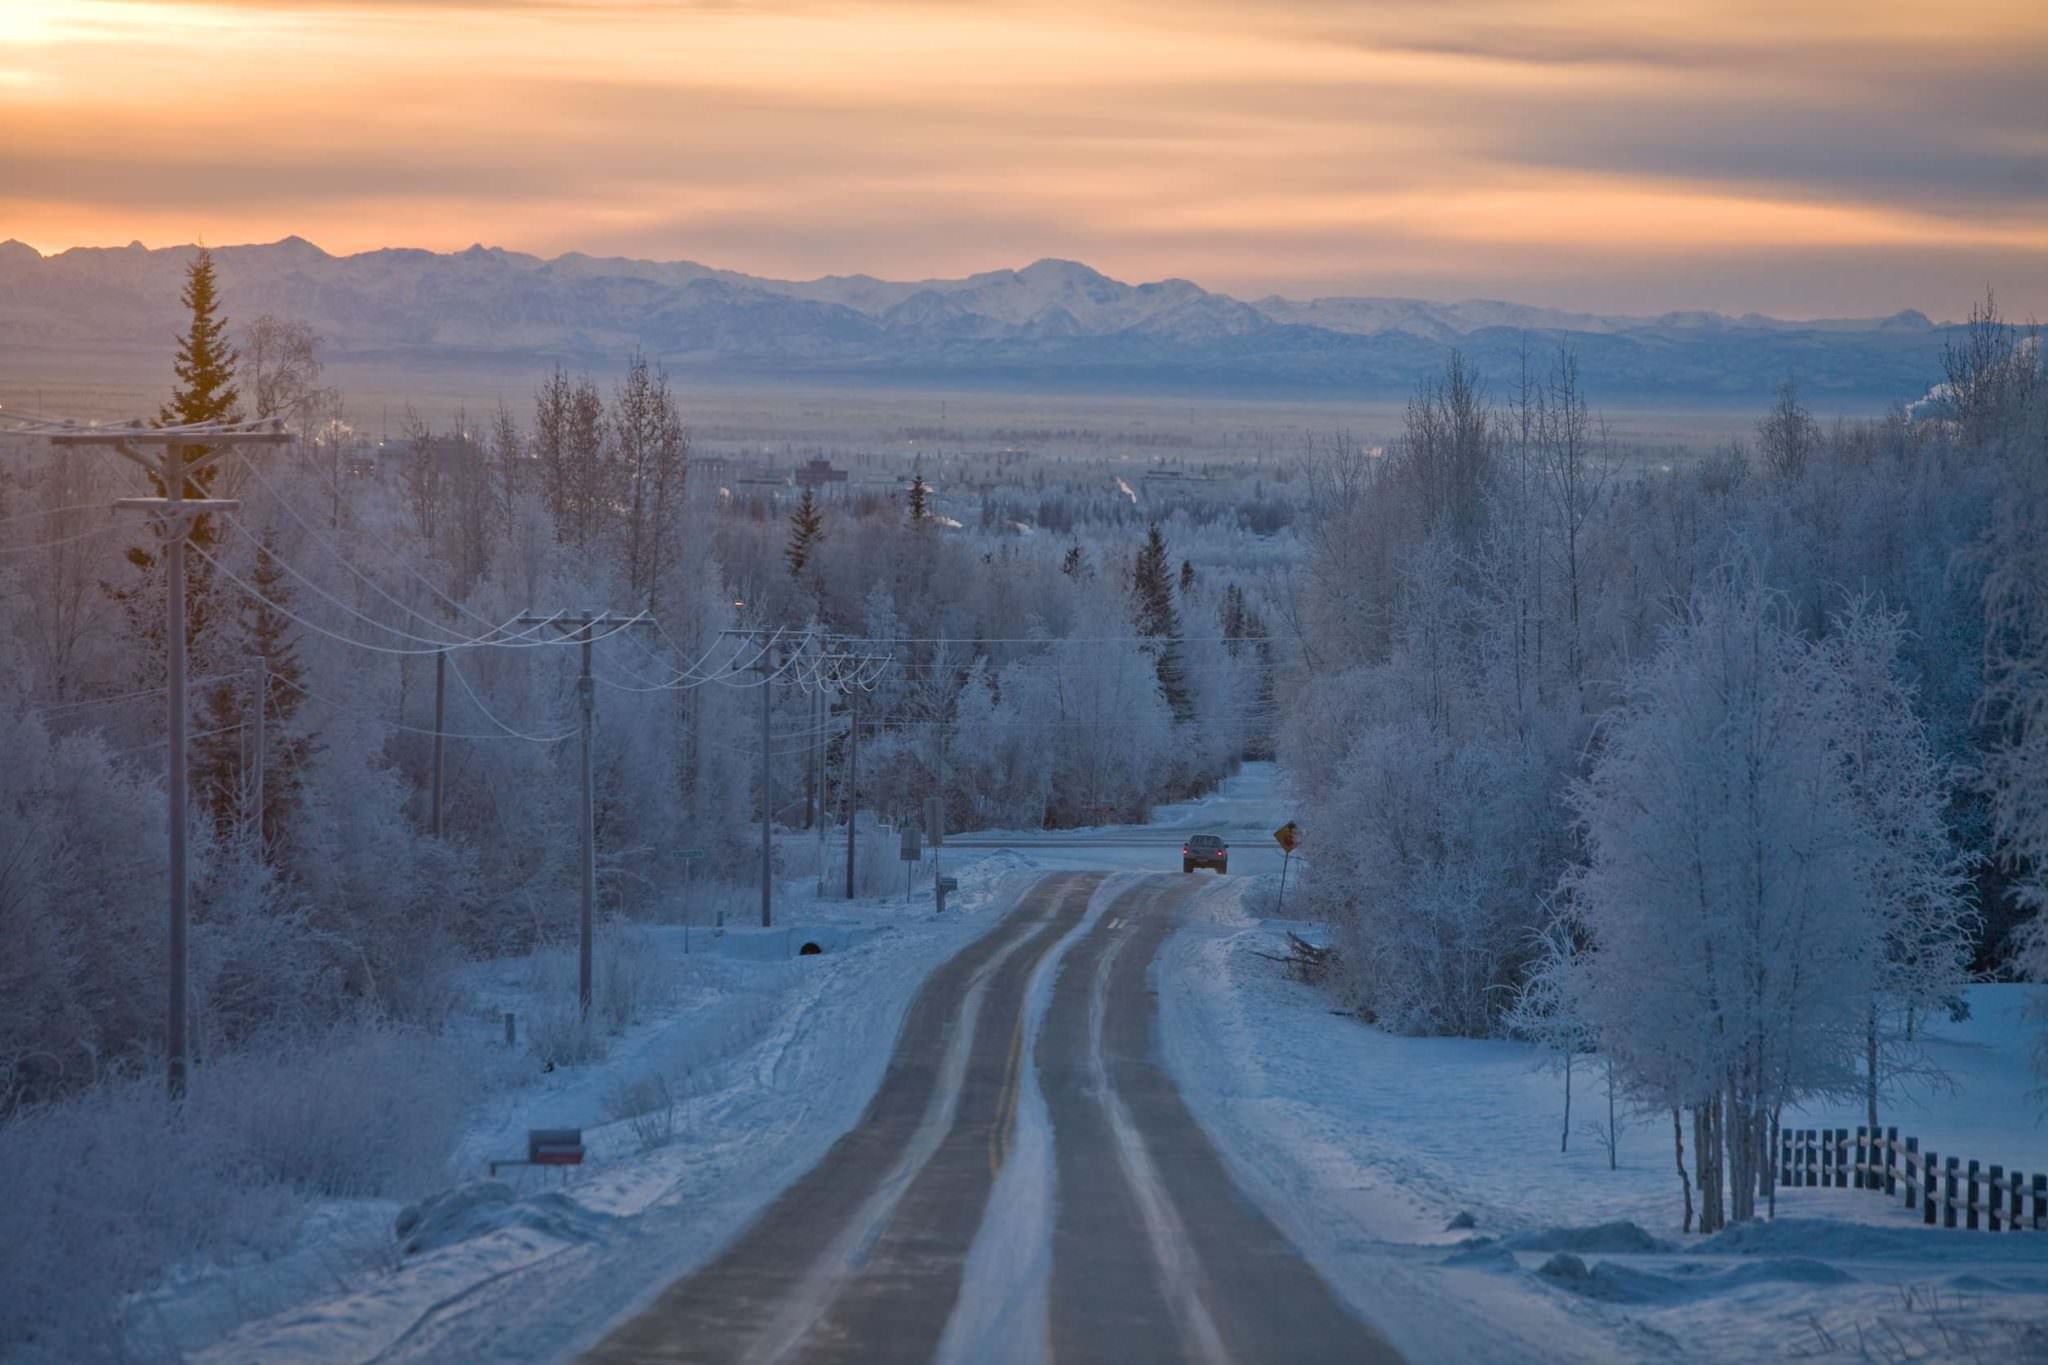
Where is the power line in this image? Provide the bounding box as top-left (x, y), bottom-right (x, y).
top-left (443, 651), bottom-right (579, 743)
top-left (233, 453), bottom-right (583, 652)
top-left (214, 515), bottom-right (530, 652)
top-left (0, 521), bottom-right (125, 556)
top-left (113, 720), bottom-right (246, 757)
top-left (0, 498), bottom-right (122, 529)
top-left (191, 539), bottom-right (645, 658)
top-left (27, 674), bottom-right (246, 717)
top-left (271, 673), bottom-right (575, 743)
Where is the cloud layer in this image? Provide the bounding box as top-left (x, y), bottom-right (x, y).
top-left (4, 0), bottom-right (2044, 316)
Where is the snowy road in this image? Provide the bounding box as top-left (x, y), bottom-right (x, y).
top-left (1039, 875), bottom-right (1394, 1364)
top-left (945, 766), bottom-right (1303, 882)
top-left (581, 869), bottom-right (1391, 1363)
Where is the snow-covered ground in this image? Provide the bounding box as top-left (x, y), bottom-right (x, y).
top-left (1155, 841), bottom-right (2048, 1361)
top-left (160, 852), bottom-right (1040, 1364)
top-left (149, 763), bottom-right (2048, 1363)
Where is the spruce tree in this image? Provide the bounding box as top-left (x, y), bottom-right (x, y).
top-left (243, 532), bottom-right (312, 851)
top-left (1179, 558), bottom-right (1196, 593)
top-left (1061, 540), bottom-right (1087, 577)
top-left (118, 248), bottom-right (242, 683)
top-left (194, 531), bottom-right (313, 854)
top-left (908, 470), bottom-right (929, 524)
top-left (1132, 522), bottom-right (1191, 720)
top-left (1219, 582), bottom-right (1246, 654)
top-left (786, 485), bottom-right (826, 578)
top-left (155, 247), bottom-right (241, 539)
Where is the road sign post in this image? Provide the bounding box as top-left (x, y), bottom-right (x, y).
top-left (900, 823), bottom-right (921, 903)
top-left (924, 796), bottom-right (944, 913)
top-left (1273, 821), bottom-right (1301, 916)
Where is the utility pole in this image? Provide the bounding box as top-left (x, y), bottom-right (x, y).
top-left (517, 610), bottom-right (654, 1017)
top-left (757, 642), bottom-right (774, 927)
top-left (815, 684), bottom-right (828, 896)
top-left (251, 658), bottom-right (267, 849)
top-left (844, 687), bottom-right (860, 900)
top-left (430, 649), bottom-right (446, 838)
top-left (803, 651), bottom-right (817, 832)
top-left (47, 419), bottom-right (290, 1097)
top-left (579, 621), bottom-right (595, 1009)
top-left (721, 630), bottom-right (887, 906)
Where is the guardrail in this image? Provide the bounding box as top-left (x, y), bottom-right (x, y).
top-left (1779, 1126), bottom-right (2046, 1231)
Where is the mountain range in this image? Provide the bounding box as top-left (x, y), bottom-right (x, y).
top-left (0, 237), bottom-right (1957, 403)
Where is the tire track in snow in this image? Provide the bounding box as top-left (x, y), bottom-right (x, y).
top-left (582, 872), bottom-right (1099, 1364)
top-left (1039, 874), bottom-right (1400, 1364)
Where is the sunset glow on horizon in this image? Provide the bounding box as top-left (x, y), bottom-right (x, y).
top-left (4, 0), bottom-right (2045, 317)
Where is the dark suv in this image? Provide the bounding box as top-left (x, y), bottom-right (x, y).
top-left (1183, 834), bottom-right (1228, 875)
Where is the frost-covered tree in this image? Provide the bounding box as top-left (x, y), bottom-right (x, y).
top-left (1503, 910), bottom-right (1594, 1154)
top-left (1971, 318), bottom-right (2048, 1087)
top-left (187, 530), bottom-right (317, 859)
top-left (1569, 568), bottom-right (1972, 1230)
top-left (1821, 598), bottom-right (1977, 1132)
top-left (614, 349), bottom-right (687, 607)
top-left (236, 314), bottom-right (327, 425)
top-left (0, 709), bottom-right (169, 1103)
top-left (1755, 375), bottom-right (1820, 481)
top-left (1398, 349), bottom-right (1494, 547)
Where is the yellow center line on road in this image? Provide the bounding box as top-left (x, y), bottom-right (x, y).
top-left (989, 1005), bottom-right (1026, 1177)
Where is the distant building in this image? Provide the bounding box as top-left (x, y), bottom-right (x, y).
top-left (795, 457), bottom-right (849, 488)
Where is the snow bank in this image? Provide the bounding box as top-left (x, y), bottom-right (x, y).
top-left (394, 1182), bottom-right (616, 1256)
top-left (1156, 872), bottom-right (2048, 1364)
top-left (185, 854), bottom-right (1037, 1365)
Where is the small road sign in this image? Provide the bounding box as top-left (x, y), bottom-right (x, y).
top-left (1274, 821), bottom-right (1302, 914)
top-left (900, 824), bottom-right (922, 862)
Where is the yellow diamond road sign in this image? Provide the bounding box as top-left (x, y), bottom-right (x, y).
top-left (1273, 821), bottom-right (1300, 854)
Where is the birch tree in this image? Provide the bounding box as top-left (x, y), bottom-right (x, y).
top-left (1569, 566), bottom-right (1970, 1230)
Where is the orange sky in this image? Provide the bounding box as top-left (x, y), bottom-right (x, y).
top-left (4, 0), bottom-right (2044, 316)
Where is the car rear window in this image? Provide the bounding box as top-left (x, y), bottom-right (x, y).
top-left (1190, 836), bottom-right (1221, 848)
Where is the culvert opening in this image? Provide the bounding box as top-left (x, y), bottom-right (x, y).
top-left (798, 941), bottom-right (824, 956)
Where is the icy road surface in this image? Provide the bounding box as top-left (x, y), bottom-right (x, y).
top-left (585, 873), bottom-right (1393, 1363)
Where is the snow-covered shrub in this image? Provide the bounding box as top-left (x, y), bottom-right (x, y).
top-left (291, 748), bottom-right (481, 1026)
top-left (0, 708), bottom-right (170, 1105)
top-left (194, 1019), bottom-right (492, 1197)
top-left (0, 1069), bottom-right (296, 1361)
top-left (595, 923), bottom-right (672, 1035)
top-left (514, 924), bottom-right (674, 1063)
top-left (605, 1071), bottom-right (678, 1151)
top-left (838, 819), bottom-right (930, 900)
top-left (1308, 713), bottom-right (1553, 1035)
top-left (526, 997), bottom-right (606, 1067)
top-left (0, 1019), bottom-right (490, 1361)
